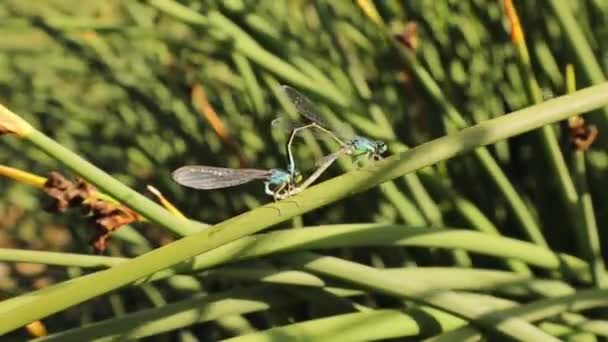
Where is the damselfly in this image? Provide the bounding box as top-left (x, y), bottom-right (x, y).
top-left (172, 165), bottom-right (302, 201)
top-left (272, 85), bottom-right (387, 175)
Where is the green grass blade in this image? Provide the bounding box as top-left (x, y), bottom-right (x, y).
top-left (283, 252), bottom-right (560, 341)
top-left (395, 45), bottom-right (549, 248)
top-left (0, 225), bottom-right (590, 282)
top-left (546, 0), bottom-right (608, 133)
top-left (222, 309), bottom-right (464, 342)
top-left (432, 288), bottom-right (608, 341)
top-left (565, 66), bottom-right (607, 288)
top-left (36, 287), bottom-right (292, 342)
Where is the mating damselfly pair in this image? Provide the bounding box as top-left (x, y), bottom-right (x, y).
top-left (172, 85), bottom-right (387, 201)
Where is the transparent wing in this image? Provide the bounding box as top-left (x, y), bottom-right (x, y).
top-left (282, 85), bottom-right (331, 127)
top-left (281, 85), bottom-right (356, 140)
top-left (172, 166), bottom-right (270, 190)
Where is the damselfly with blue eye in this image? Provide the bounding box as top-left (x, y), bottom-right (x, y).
top-left (272, 85), bottom-right (387, 175)
top-left (172, 165), bottom-right (302, 201)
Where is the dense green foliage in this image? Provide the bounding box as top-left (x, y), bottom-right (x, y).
top-left (1, 0), bottom-right (608, 341)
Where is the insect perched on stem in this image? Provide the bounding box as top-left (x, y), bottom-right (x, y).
top-left (173, 86), bottom-right (387, 202)
top-left (272, 85), bottom-right (387, 176)
top-left (172, 165), bottom-right (302, 202)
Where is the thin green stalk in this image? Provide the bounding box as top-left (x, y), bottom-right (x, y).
top-left (389, 143), bottom-right (466, 265)
top-left (38, 289), bottom-right (462, 342)
top-left (379, 182), bottom-right (427, 225)
top-left (223, 308), bottom-right (464, 342)
top-left (107, 293), bottom-right (126, 317)
top-left (36, 286), bottom-right (294, 342)
top-left (205, 268), bottom-right (327, 287)
top-left (208, 266), bottom-right (573, 298)
top-left (558, 313), bottom-right (608, 338)
top-left (402, 167), bottom-right (445, 226)
top-left (0, 248), bottom-right (125, 268)
top-left (538, 322), bottom-right (596, 340)
top-left (566, 66), bottom-right (606, 288)
top-left (547, 0), bottom-right (608, 89)
top-left (395, 44), bottom-right (549, 248)
top-left (0, 225), bottom-right (590, 282)
top-left (508, 2), bottom-right (581, 250)
top-left (573, 153), bottom-right (606, 288)
top-left (533, 41), bottom-right (564, 88)
top-left (283, 252), bottom-right (560, 342)
top-left (145, 0), bottom-right (347, 106)
top-left (232, 52), bottom-right (267, 115)
top-left (139, 283), bottom-right (167, 307)
top-left (428, 288), bottom-right (608, 342)
top-left (1, 83), bottom-right (608, 333)
top-left (546, 0), bottom-right (608, 131)
top-left (420, 173), bottom-right (532, 275)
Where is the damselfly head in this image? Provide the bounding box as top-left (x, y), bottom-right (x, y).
top-left (292, 170), bottom-right (303, 183)
top-left (375, 141), bottom-right (387, 155)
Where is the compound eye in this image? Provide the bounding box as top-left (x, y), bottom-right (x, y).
top-left (294, 172), bottom-right (303, 183)
top-left (377, 141), bottom-right (387, 153)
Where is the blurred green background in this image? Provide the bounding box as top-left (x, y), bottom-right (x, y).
top-left (1, 0), bottom-right (608, 340)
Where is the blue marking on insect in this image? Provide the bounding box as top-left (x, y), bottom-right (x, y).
top-left (350, 136), bottom-right (387, 160)
top-left (263, 169), bottom-right (302, 197)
